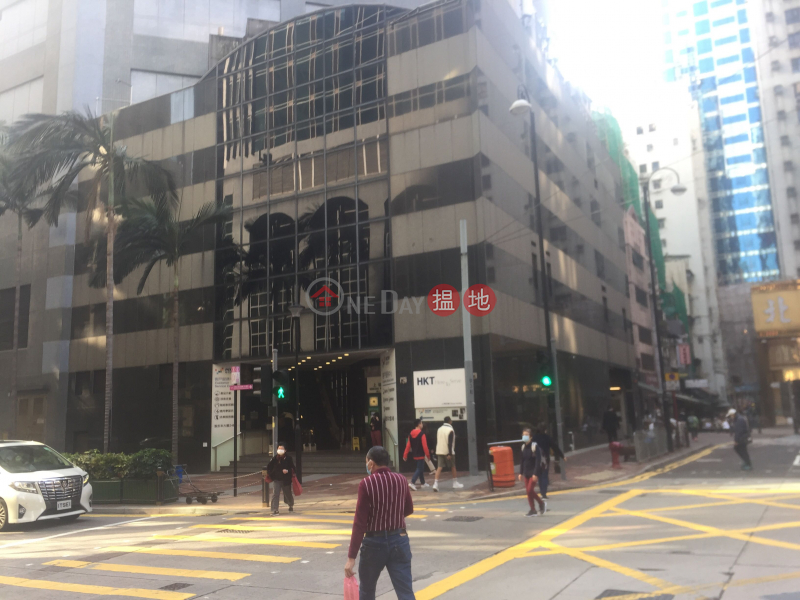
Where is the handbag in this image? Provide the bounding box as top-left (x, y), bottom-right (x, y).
top-left (344, 576), bottom-right (359, 600)
top-left (292, 474), bottom-right (303, 496)
top-left (425, 457), bottom-right (436, 473)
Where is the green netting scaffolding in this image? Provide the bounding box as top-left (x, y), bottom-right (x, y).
top-left (593, 110), bottom-right (690, 343)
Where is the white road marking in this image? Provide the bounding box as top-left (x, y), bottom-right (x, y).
top-left (0, 517), bottom-right (155, 551)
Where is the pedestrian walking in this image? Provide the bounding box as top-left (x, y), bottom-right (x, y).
top-left (433, 417), bottom-right (463, 491)
top-left (728, 408), bottom-right (752, 471)
top-left (345, 446), bottom-right (416, 600)
top-left (532, 425), bottom-right (565, 499)
top-left (519, 428), bottom-right (546, 516)
top-left (602, 405), bottom-right (620, 443)
top-left (266, 443), bottom-right (296, 515)
top-left (403, 419), bottom-right (431, 491)
top-left (687, 413), bottom-right (700, 441)
top-left (370, 411), bottom-right (383, 448)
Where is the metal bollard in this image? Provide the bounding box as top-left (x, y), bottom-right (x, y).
top-left (609, 442), bottom-right (622, 469)
top-left (262, 469), bottom-right (269, 508)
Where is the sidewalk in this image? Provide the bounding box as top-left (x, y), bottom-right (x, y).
top-left (91, 430), bottom-right (744, 516)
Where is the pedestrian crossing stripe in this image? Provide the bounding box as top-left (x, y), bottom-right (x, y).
top-left (190, 524), bottom-right (350, 536)
top-left (155, 534), bottom-right (341, 549)
top-left (44, 559), bottom-right (250, 581)
top-left (0, 575), bottom-right (193, 600)
top-left (104, 546), bottom-right (301, 564)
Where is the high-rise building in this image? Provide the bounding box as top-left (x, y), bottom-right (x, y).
top-left (750, 0), bottom-right (800, 280)
top-left (0, 0), bottom-right (639, 467)
top-left (662, 0), bottom-right (777, 407)
top-left (626, 101), bottom-right (729, 402)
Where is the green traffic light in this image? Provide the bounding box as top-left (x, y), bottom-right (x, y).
top-left (277, 387), bottom-right (285, 399)
top-left (541, 375), bottom-right (552, 387)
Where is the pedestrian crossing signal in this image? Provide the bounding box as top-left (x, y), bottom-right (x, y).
top-left (271, 369), bottom-right (290, 402)
top-left (541, 375), bottom-right (553, 387)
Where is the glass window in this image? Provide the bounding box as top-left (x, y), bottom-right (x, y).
top-left (737, 9), bottom-right (747, 24)
top-left (720, 93), bottom-right (744, 104)
top-left (717, 55), bottom-right (739, 66)
top-left (714, 35), bottom-right (737, 46)
top-left (739, 28), bottom-right (750, 43)
top-left (790, 32), bottom-right (800, 49)
top-left (697, 38), bottom-right (712, 53)
top-left (699, 57), bottom-right (715, 73)
top-left (787, 8), bottom-right (800, 24)
top-left (748, 106), bottom-right (761, 122)
top-left (0, 285), bottom-right (30, 350)
top-left (696, 19), bottom-right (711, 34)
top-left (693, 1), bottom-right (709, 16)
top-left (744, 66), bottom-right (756, 82)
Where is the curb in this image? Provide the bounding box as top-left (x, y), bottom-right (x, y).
top-left (90, 443), bottom-right (719, 515)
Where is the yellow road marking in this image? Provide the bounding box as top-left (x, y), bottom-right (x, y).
top-left (0, 574), bottom-right (193, 599)
top-left (191, 524), bottom-right (349, 536)
top-left (105, 546), bottom-right (300, 564)
top-left (415, 489), bottom-right (642, 600)
top-left (155, 534), bottom-right (340, 549)
top-left (45, 559), bottom-right (249, 581)
top-left (413, 507), bottom-right (449, 512)
top-left (230, 516), bottom-right (352, 524)
top-left (541, 542), bottom-right (675, 590)
top-left (665, 489), bottom-right (800, 512)
top-left (610, 507), bottom-right (800, 553)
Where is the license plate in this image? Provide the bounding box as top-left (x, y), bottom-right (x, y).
top-left (57, 500), bottom-right (72, 511)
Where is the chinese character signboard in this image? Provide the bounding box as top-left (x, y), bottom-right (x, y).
top-left (677, 344), bottom-right (692, 366)
top-left (751, 281), bottom-right (800, 337)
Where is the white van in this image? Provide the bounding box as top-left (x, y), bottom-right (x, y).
top-left (0, 440), bottom-right (92, 530)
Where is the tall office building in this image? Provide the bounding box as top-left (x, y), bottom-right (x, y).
top-left (663, 0), bottom-right (777, 406)
top-left (750, 0), bottom-right (800, 280)
top-left (1, 0), bottom-right (638, 468)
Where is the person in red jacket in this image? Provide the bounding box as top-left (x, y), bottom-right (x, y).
top-left (403, 419), bottom-right (430, 491)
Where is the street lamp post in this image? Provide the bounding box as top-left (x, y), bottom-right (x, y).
top-left (289, 302), bottom-right (303, 482)
top-left (509, 88), bottom-right (564, 477)
top-left (640, 167), bottom-right (686, 453)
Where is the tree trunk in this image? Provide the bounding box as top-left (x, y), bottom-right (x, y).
top-left (172, 268), bottom-right (180, 464)
top-left (11, 213), bottom-right (22, 436)
top-left (103, 208), bottom-right (115, 453)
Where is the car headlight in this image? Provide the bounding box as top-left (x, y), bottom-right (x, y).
top-left (82, 474), bottom-right (90, 487)
top-left (11, 481), bottom-right (39, 494)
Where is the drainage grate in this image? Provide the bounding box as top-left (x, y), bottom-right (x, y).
top-left (160, 583), bottom-right (192, 591)
top-left (444, 516), bottom-right (483, 523)
top-left (218, 529), bottom-right (254, 534)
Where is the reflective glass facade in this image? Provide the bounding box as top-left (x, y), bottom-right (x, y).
top-left (666, 0), bottom-right (780, 284)
top-left (214, 6), bottom-right (402, 359)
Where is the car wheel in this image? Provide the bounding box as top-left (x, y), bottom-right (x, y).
top-left (61, 514), bottom-right (81, 523)
top-left (185, 497), bottom-right (192, 504)
top-left (0, 499), bottom-right (8, 531)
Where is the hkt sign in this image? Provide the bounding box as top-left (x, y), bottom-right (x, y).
top-left (305, 278), bottom-right (496, 316)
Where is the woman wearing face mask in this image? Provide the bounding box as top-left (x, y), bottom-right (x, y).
top-left (266, 443), bottom-right (296, 515)
top-left (519, 428), bottom-right (545, 517)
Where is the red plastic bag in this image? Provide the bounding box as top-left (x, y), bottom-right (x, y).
top-left (292, 475), bottom-right (303, 496)
top-left (344, 576), bottom-right (359, 600)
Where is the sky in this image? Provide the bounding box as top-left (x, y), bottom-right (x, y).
top-left (544, 0), bottom-right (681, 131)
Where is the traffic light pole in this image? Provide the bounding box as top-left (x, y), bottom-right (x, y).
top-left (272, 348), bottom-right (279, 457)
top-left (550, 338), bottom-right (565, 480)
top-left (460, 220), bottom-right (479, 477)
top-left (233, 388), bottom-right (239, 497)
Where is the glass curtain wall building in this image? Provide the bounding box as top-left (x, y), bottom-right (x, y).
top-left (665, 0), bottom-right (780, 284)
top-left (214, 6), bottom-right (398, 360)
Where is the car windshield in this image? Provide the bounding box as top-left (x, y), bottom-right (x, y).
top-left (0, 445), bottom-right (73, 474)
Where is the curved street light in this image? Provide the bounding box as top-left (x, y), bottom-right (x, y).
top-left (640, 165), bottom-right (687, 452)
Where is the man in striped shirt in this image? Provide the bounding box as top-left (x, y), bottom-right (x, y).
top-left (345, 445), bottom-right (416, 599)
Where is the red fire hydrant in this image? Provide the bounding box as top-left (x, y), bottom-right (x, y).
top-left (609, 442), bottom-right (623, 469)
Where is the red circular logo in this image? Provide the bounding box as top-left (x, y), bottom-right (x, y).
top-left (464, 284), bottom-right (496, 316)
top-left (427, 284), bottom-right (460, 316)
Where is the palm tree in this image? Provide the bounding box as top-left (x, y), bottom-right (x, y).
top-left (0, 153), bottom-right (44, 435)
top-left (7, 110), bottom-right (177, 453)
top-left (91, 195), bottom-right (230, 462)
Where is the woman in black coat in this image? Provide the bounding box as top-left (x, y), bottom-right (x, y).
top-left (266, 443), bottom-right (296, 515)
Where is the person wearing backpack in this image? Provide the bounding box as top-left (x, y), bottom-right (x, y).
top-left (519, 427), bottom-right (546, 516)
top-left (403, 419), bottom-right (431, 491)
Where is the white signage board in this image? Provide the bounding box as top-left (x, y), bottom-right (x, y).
top-left (380, 350), bottom-right (398, 465)
top-left (665, 379), bottom-right (680, 392)
top-left (417, 407), bottom-right (466, 422)
top-left (413, 368), bottom-right (466, 409)
top-left (211, 365), bottom-right (237, 449)
top-left (685, 379), bottom-right (709, 389)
